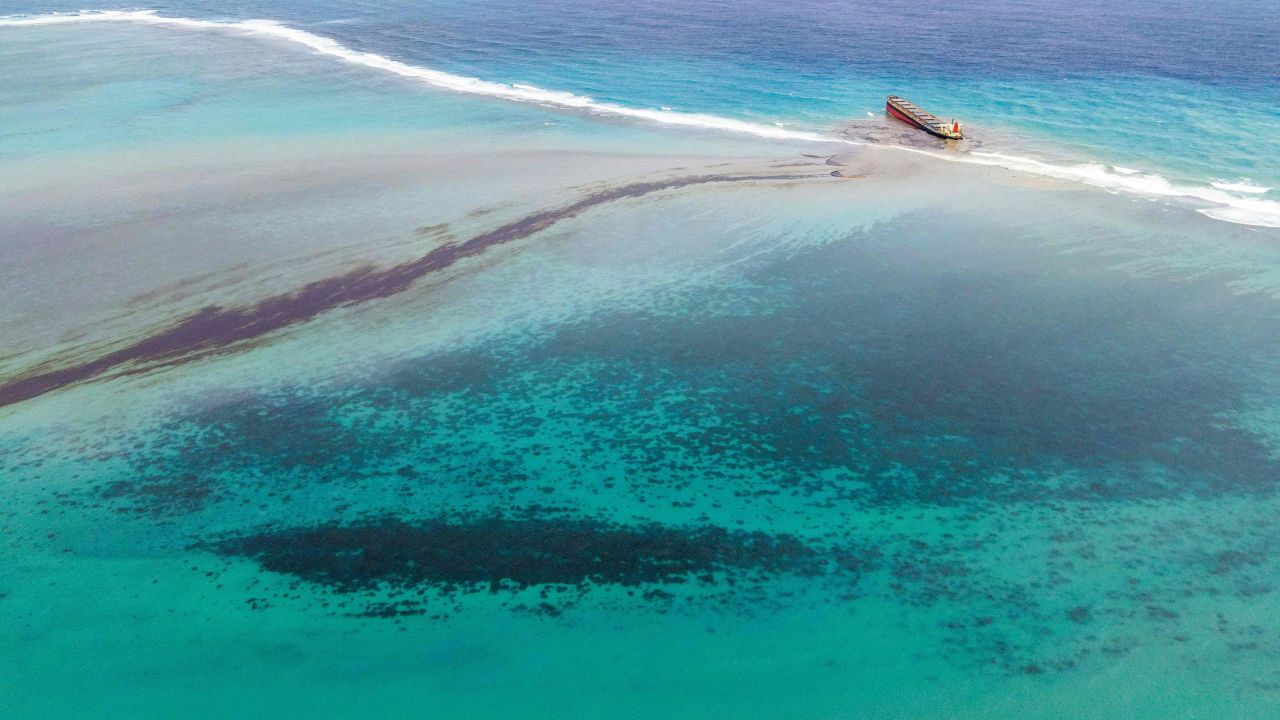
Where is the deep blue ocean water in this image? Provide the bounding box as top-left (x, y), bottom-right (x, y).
top-left (3, 2), bottom-right (1280, 718)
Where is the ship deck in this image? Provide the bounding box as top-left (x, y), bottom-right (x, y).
top-left (886, 95), bottom-right (959, 137)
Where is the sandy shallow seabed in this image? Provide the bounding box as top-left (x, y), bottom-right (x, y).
top-left (0, 133), bottom-right (811, 376)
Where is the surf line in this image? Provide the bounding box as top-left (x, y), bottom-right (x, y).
top-left (0, 10), bottom-right (830, 144)
top-left (5, 11), bottom-right (1278, 227)
top-left (0, 172), bottom-right (814, 410)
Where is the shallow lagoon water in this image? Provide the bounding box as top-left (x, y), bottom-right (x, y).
top-left (3, 12), bottom-right (1280, 720)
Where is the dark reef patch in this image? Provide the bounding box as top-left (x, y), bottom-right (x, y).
top-left (206, 516), bottom-right (826, 598)
top-left (514, 210), bottom-right (1280, 502)
top-left (348, 600), bottom-right (428, 618)
top-left (99, 474), bottom-right (219, 516)
top-left (0, 171), bottom-right (815, 411)
top-left (160, 390), bottom-right (398, 477)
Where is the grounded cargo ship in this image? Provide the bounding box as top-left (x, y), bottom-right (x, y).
top-left (886, 95), bottom-right (963, 139)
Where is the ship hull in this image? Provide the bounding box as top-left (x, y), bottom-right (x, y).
top-left (885, 96), bottom-right (962, 139)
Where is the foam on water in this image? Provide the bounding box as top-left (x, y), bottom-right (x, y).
top-left (945, 152), bottom-right (1280, 228)
top-left (0, 11), bottom-right (830, 142)
top-left (1211, 180), bottom-right (1270, 195)
top-left (3, 9), bottom-right (1279, 229)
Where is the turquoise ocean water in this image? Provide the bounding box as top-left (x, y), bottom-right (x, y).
top-left (3, 2), bottom-right (1280, 717)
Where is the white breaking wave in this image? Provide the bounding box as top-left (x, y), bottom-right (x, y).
top-left (3, 9), bottom-right (1279, 229)
top-left (1211, 180), bottom-right (1270, 195)
top-left (907, 150), bottom-right (1280, 228)
top-left (0, 10), bottom-right (830, 143)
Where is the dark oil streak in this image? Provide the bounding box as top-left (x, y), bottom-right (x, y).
top-left (0, 172), bottom-right (814, 409)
